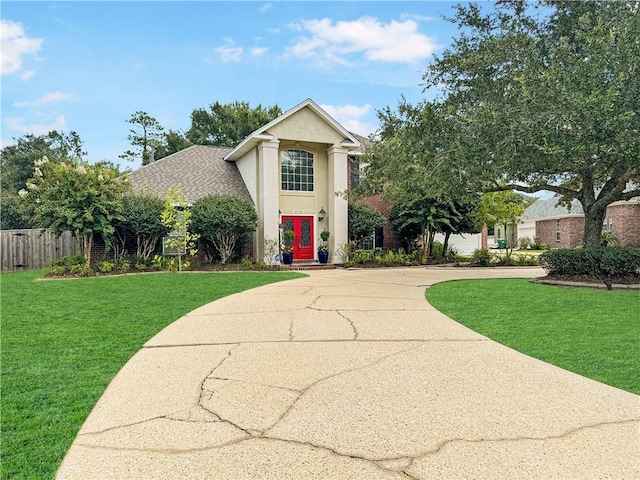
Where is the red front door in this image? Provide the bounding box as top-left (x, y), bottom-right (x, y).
top-left (282, 216), bottom-right (315, 260)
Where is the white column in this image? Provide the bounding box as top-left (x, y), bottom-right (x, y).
top-left (257, 139), bottom-right (280, 262)
top-left (327, 145), bottom-right (348, 263)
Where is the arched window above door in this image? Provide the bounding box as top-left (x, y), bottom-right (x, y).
top-left (281, 149), bottom-right (314, 192)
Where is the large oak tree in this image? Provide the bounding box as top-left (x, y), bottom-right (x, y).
top-left (366, 1), bottom-right (639, 249)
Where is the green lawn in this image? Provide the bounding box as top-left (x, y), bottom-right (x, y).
top-left (426, 279), bottom-right (640, 395)
top-left (0, 269), bottom-right (304, 479)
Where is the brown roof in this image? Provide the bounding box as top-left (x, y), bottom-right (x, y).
top-left (128, 145), bottom-right (253, 205)
top-left (349, 131), bottom-right (370, 155)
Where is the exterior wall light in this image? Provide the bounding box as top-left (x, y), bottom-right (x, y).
top-left (318, 207), bottom-right (326, 221)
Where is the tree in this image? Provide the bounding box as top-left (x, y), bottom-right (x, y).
top-left (357, 99), bottom-right (460, 205)
top-left (419, 0), bottom-right (640, 249)
top-left (115, 192), bottom-right (168, 260)
top-left (1, 131), bottom-right (86, 229)
top-left (153, 129), bottom-right (192, 160)
top-left (21, 157), bottom-right (130, 263)
top-left (186, 101), bottom-right (282, 147)
top-left (474, 191), bottom-right (527, 258)
top-left (389, 193), bottom-right (477, 261)
top-left (348, 203), bottom-right (386, 246)
top-left (120, 111), bottom-right (164, 165)
top-left (191, 194), bottom-right (257, 264)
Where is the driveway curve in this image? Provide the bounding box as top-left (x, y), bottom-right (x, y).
top-left (57, 267), bottom-right (639, 479)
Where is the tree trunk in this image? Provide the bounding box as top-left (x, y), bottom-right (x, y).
top-left (582, 206), bottom-right (607, 249)
top-left (421, 228), bottom-right (428, 263)
top-left (443, 232), bottom-right (451, 258)
top-left (83, 232), bottom-right (93, 264)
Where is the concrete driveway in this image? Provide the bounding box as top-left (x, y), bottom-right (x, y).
top-left (57, 266), bottom-right (639, 479)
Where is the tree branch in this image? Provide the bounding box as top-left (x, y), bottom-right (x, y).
top-left (484, 183), bottom-right (578, 199)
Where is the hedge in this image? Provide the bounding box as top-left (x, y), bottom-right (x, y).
top-left (540, 247), bottom-right (640, 278)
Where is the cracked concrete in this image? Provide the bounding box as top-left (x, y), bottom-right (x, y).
top-left (57, 266), bottom-right (640, 479)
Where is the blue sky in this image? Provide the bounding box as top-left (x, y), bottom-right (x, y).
top-left (2, 1), bottom-right (464, 170)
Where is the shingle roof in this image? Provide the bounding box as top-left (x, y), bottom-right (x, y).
top-left (128, 145), bottom-right (253, 205)
top-left (521, 196), bottom-right (583, 220)
top-left (349, 132), bottom-right (370, 155)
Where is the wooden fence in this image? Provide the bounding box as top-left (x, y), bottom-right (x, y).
top-left (0, 229), bottom-right (81, 272)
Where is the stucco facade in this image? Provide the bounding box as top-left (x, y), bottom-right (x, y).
top-left (225, 99), bottom-right (357, 263)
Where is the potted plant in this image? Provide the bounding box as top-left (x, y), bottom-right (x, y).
top-left (318, 230), bottom-right (330, 263)
top-left (282, 229), bottom-right (295, 265)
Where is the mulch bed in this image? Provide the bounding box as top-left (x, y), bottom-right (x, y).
top-left (541, 274), bottom-right (640, 286)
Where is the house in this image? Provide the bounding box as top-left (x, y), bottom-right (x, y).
top-left (518, 195), bottom-right (640, 248)
top-left (129, 99), bottom-right (362, 263)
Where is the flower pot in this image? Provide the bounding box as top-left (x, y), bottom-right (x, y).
top-left (282, 251), bottom-right (294, 265)
top-left (318, 250), bottom-right (329, 264)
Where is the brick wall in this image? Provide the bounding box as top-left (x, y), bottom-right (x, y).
top-left (536, 217), bottom-right (585, 249)
top-left (607, 203), bottom-right (640, 246)
top-left (535, 202), bottom-right (640, 248)
top-left (358, 194), bottom-right (399, 250)
top-left (348, 154), bottom-right (398, 250)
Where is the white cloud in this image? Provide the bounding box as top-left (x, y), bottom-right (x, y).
top-left (320, 103), bottom-right (375, 136)
top-left (400, 13), bottom-right (435, 22)
top-left (258, 3), bottom-right (272, 13)
top-left (13, 91), bottom-right (74, 109)
top-left (213, 39), bottom-right (243, 63)
top-left (251, 46), bottom-right (268, 57)
top-left (1, 20), bottom-right (43, 76)
top-left (5, 115), bottom-right (67, 135)
top-left (287, 16), bottom-right (439, 67)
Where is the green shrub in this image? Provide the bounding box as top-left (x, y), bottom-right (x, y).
top-left (50, 265), bottom-right (67, 276)
top-left (191, 194), bottom-right (257, 264)
top-left (351, 249), bottom-right (374, 265)
top-left (518, 237), bottom-right (531, 250)
top-left (97, 261), bottom-right (115, 273)
top-left (599, 248), bottom-right (640, 276)
top-left (50, 254), bottom-right (87, 275)
top-left (531, 237), bottom-right (548, 250)
top-left (120, 262), bottom-right (130, 273)
top-left (540, 247), bottom-right (640, 278)
top-left (70, 263), bottom-right (92, 277)
top-left (50, 253), bottom-right (86, 270)
top-left (239, 256), bottom-right (253, 270)
top-left (516, 254), bottom-right (540, 266)
top-left (471, 248), bottom-right (496, 267)
top-left (431, 241), bottom-right (445, 259)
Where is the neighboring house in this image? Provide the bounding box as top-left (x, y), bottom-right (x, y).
top-left (346, 133), bottom-right (399, 251)
top-left (129, 99), bottom-right (361, 263)
top-left (518, 195), bottom-right (640, 248)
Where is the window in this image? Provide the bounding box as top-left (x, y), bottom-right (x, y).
top-left (281, 150), bottom-right (314, 192)
top-left (602, 218), bottom-right (612, 232)
top-left (359, 228), bottom-right (384, 251)
top-left (555, 219), bottom-right (561, 241)
top-left (349, 155), bottom-right (360, 189)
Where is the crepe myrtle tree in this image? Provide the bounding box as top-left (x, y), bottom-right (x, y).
top-left (1, 130), bottom-right (86, 229)
top-left (474, 191), bottom-right (527, 259)
top-left (191, 194), bottom-right (257, 264)
top-left (115, 192), bottom-right (168, 261)
top-left (20, 156), bottom-right (129, 263)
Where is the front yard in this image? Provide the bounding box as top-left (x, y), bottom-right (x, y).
top-left (0, 270), bottom-right (304, 479)
top-left (426, 278), bottom-right (640, 395)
